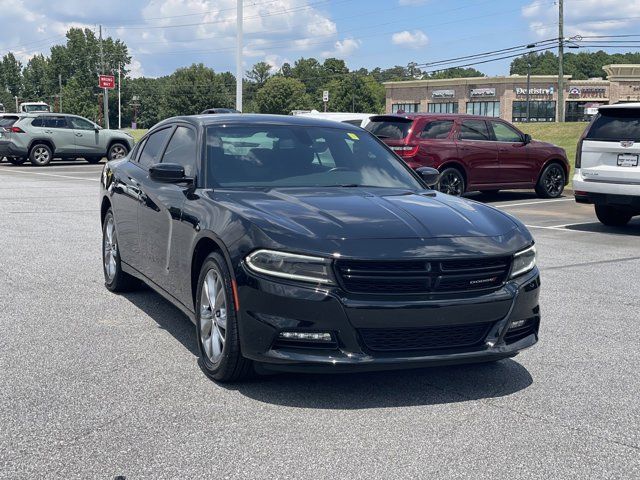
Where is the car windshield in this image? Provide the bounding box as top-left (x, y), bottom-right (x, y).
top-left (24, 105), bottom-right (49, 112)
top-left (205, 125), bottom-right (423, 190)
top-left (587, 108), bottom-right (640, 141)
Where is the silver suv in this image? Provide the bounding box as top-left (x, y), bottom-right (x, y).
top-left (0, 113), bottom-right (134, 166)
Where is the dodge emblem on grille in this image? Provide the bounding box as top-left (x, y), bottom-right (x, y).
top-left (469, 277), bottom-right (497, 285)
top-left (620, 140), bottom-right (634, 148)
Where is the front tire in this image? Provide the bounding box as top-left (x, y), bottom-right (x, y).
top-left (29, 144), bottom-right (52, 166)
top-left (196, 252), bottom-right (252, 382)
top-left (595, 205), bottom-right (632, 226)
top-left (535, 163), bottom-right (565, 198)
top-left (437, 167), bottom-right (466, 196)
top-left (102, 209), bottom-right (140, 292)
top-left (107, 143), bottom-right (128, 160)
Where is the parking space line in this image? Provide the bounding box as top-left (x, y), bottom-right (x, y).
top-left (495, 198), bottom-right (574, 208)
top-left (525, 224), bottom-right (599, 233)
top-left (0, 170), bottom-right (100, 182)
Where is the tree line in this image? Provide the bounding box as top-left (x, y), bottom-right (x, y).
top-left (1, 28), bottom-right (638, 128)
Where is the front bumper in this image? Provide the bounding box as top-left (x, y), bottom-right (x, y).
top-left (236, 267), bottom-right (541, 373)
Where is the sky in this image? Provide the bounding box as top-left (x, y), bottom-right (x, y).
top-left (2, 0), bottom-right (640, 78)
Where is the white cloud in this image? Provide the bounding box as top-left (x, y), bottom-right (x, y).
top-left (391, 29), bottom-right (429, 48)
top-left (321, 38), bottom-right (361, 58)
top-left (522, 0), bottom-right (640, 37)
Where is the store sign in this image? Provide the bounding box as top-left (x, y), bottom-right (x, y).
top-left (432, 89), bottom-right (455, 99)
top-left (569, 86), bottom-right (606, 97)
top-left (470, 88), bottom-right (496, 98)
top-left (515, 87), bottom-right (554, 96)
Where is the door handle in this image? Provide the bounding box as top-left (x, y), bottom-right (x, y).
top-left (499, 148), bottom-right (508, 152)
top-left (44, 130), bottom-right (53, 134)
top-left (75, 133), bottom-right (83, 137)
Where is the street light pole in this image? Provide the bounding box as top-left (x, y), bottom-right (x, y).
top-left (558, 0), bottom-right (565, 122)
top-left (526, 61), bottom-right (531, 122)
top-left (235, 0), bottom-right (243, 112)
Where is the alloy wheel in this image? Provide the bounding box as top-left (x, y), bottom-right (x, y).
top-left (543, 165), bottom-right (564, 197)
top-left (110, 145), bottom-right (127, 159)
top-left (34, 147), bottom-right (50, 163)
top-left (103, 216), bottom-right (117, 281)
top-left (438, 170), bottom-right (464, 196)
top-left (200, 268), bottom-right (227, 363)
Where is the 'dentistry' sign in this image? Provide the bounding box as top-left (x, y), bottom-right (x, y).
top-left (515, 87), bottom-right (554, 96)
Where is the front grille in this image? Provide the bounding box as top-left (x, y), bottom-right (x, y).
top-left (335, 257), bottom-right (511, 295)
top-left (358, 322), bottom-right (493, 352)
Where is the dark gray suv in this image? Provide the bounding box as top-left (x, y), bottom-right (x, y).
top-left (0, 113), bottom-right (134, 166)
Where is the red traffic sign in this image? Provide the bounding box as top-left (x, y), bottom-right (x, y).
top-left (99, 75), bottom-right (115, 89)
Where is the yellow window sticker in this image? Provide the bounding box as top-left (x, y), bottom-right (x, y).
top-left (347, 132), bottom-right (360, 140)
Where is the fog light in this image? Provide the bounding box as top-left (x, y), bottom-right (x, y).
top-left (508, 319), bottom-right (528, 330)
top-left (279, 331), bottom-right (333, 342)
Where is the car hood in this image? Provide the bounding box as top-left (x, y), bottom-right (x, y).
top-left (212, 187), bottom-right (519, 241)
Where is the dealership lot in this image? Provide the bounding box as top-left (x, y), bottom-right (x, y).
top-left (1, 162), bottom-right (639, 479)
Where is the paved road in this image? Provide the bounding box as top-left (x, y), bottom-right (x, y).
top-left (1, 161), bottom-right (639, 479)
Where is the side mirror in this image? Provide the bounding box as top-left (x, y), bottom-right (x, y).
top-left (94, 126), bottom-right (100, 132)
top-left (149, 163), bottom-right (188, 183)
top-left (416, 167), bottom-right (440, 187)
top-left (523, 133), bottom-right (532, 145)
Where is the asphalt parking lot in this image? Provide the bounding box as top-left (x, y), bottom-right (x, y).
top-left (1, 161), bottom-right (639, 479)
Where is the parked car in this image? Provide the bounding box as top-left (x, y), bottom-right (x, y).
top-left (19, 102), bottom-right (50, 113)
top-left (574, 103), bottom-right (640, 226)
top-left (293, 110), bottom-right (375, 128)
top-left (366, 113), bottom-right (570, 198)
top-left (0, 114), bottom-right (27, 165)
top-left (0, 113), bottom-right (134, 166)
top-left (100, 114), bottom-right (540, 381)
top-left (201, 108), bottom-right (240, 114)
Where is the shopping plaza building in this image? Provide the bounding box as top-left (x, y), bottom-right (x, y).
top-left (383, 64), bottom-right (640, 122)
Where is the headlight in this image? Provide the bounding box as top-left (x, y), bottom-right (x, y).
top-left (510, 245), bottom-right (537, 278)
top-left (245, 249), bottom-right (335, 285)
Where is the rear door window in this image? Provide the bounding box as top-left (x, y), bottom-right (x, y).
top-left (419, 120), bottom-right (454, 139)
top-left (138, 127), bottom-right (172, 169)
top-left (0, 116), bottom-right (19, 127)
top-left (459, 120), bottom-right (491, 141)
top-left (587, 109), bottom-right (640, 141)
top-left (366, 117), bottom-right (414, 139)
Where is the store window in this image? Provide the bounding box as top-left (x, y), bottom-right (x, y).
top-left (466, 101), bottom-right (500, 117)
top-left (565, 101), bottom-right (604, 122)
top-left (428, 102), bottom-right (459, 114)
top-left (391, 103), bottom-right (419, 113)
top-left (512, 101), bottom-right (556, 122)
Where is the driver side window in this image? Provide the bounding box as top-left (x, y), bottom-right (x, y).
top-left (69, 117), bottom-right (95, 130)
top-left (491, 121), bottom-right (523, 143)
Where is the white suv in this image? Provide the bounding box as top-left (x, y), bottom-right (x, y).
top-left (574, 104), bottom-right (640, 226)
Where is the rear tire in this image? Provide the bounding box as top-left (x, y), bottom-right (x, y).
top-left (102, 209), bottom-right (140, 292)
top-left (535, 163), bottom-right (565, 198)
top-left (7, 157), bottom-right (26, 166)
top-left (29, 143), bottom-right (52, 166)
top-left (437, 167), bottom-right (466, 196)
top-left (595, 205), bottom-right (632, 227)
top-left (196, 252), bottom-right (252, 382)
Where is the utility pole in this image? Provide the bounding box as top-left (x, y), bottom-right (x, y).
top-left (526, 61), bottom-right (531, 122)
top-left (99, 25), bottom-right (110, 129)
top-left (557, 0), bottom-right (565, 123)
top-left (118, 64), bottom-right (121, 129)
top-left (14, 96), bottom-right (18, 113)
top-left (235, 0), bottom-right (243, 112)
top-left (59, 74), bottom-right (62, 112)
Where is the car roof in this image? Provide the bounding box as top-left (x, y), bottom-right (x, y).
top-left (153, 113), bottom-right (359, 130)
top-left (599, 103), bottom-right (640, 110)
top-left (370, 113), bottom-right (501, 122)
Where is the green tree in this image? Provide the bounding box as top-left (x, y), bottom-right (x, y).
top-left (61, 76), bottom-right (99, 121)
top-left (22, 54), bottom-right (52, 102)
top-left (1, 53), bottom-right (23, 97)
top-left (428, 67), bottom-right (485, 79)
top-left (246, 61), bottom-right (272, 87)
top-left (254, 76), bottom-right (311, 114)
top-left (325, 74), bottom-right (384, 113)
top-left (162, 64), bottom-right (235, 117)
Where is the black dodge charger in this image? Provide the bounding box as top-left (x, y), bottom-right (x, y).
top-left (100, 114), bottom-right (540, 381)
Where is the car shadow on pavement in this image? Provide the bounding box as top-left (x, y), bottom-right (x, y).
top-left (564, 220), bottom-right (640, 235)
top-left (222, 359), bottom-right (533, 409)
top-left (121, 287), bottom-right (198, 357)
top-left (468, 190), bottom-right (557, 203)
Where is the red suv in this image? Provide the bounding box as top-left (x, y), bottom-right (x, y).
top-left (366, 113), bottom-right (569, 198)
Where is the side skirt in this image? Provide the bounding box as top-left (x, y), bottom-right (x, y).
top-left (121, 261), bottom-right (197, 324)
